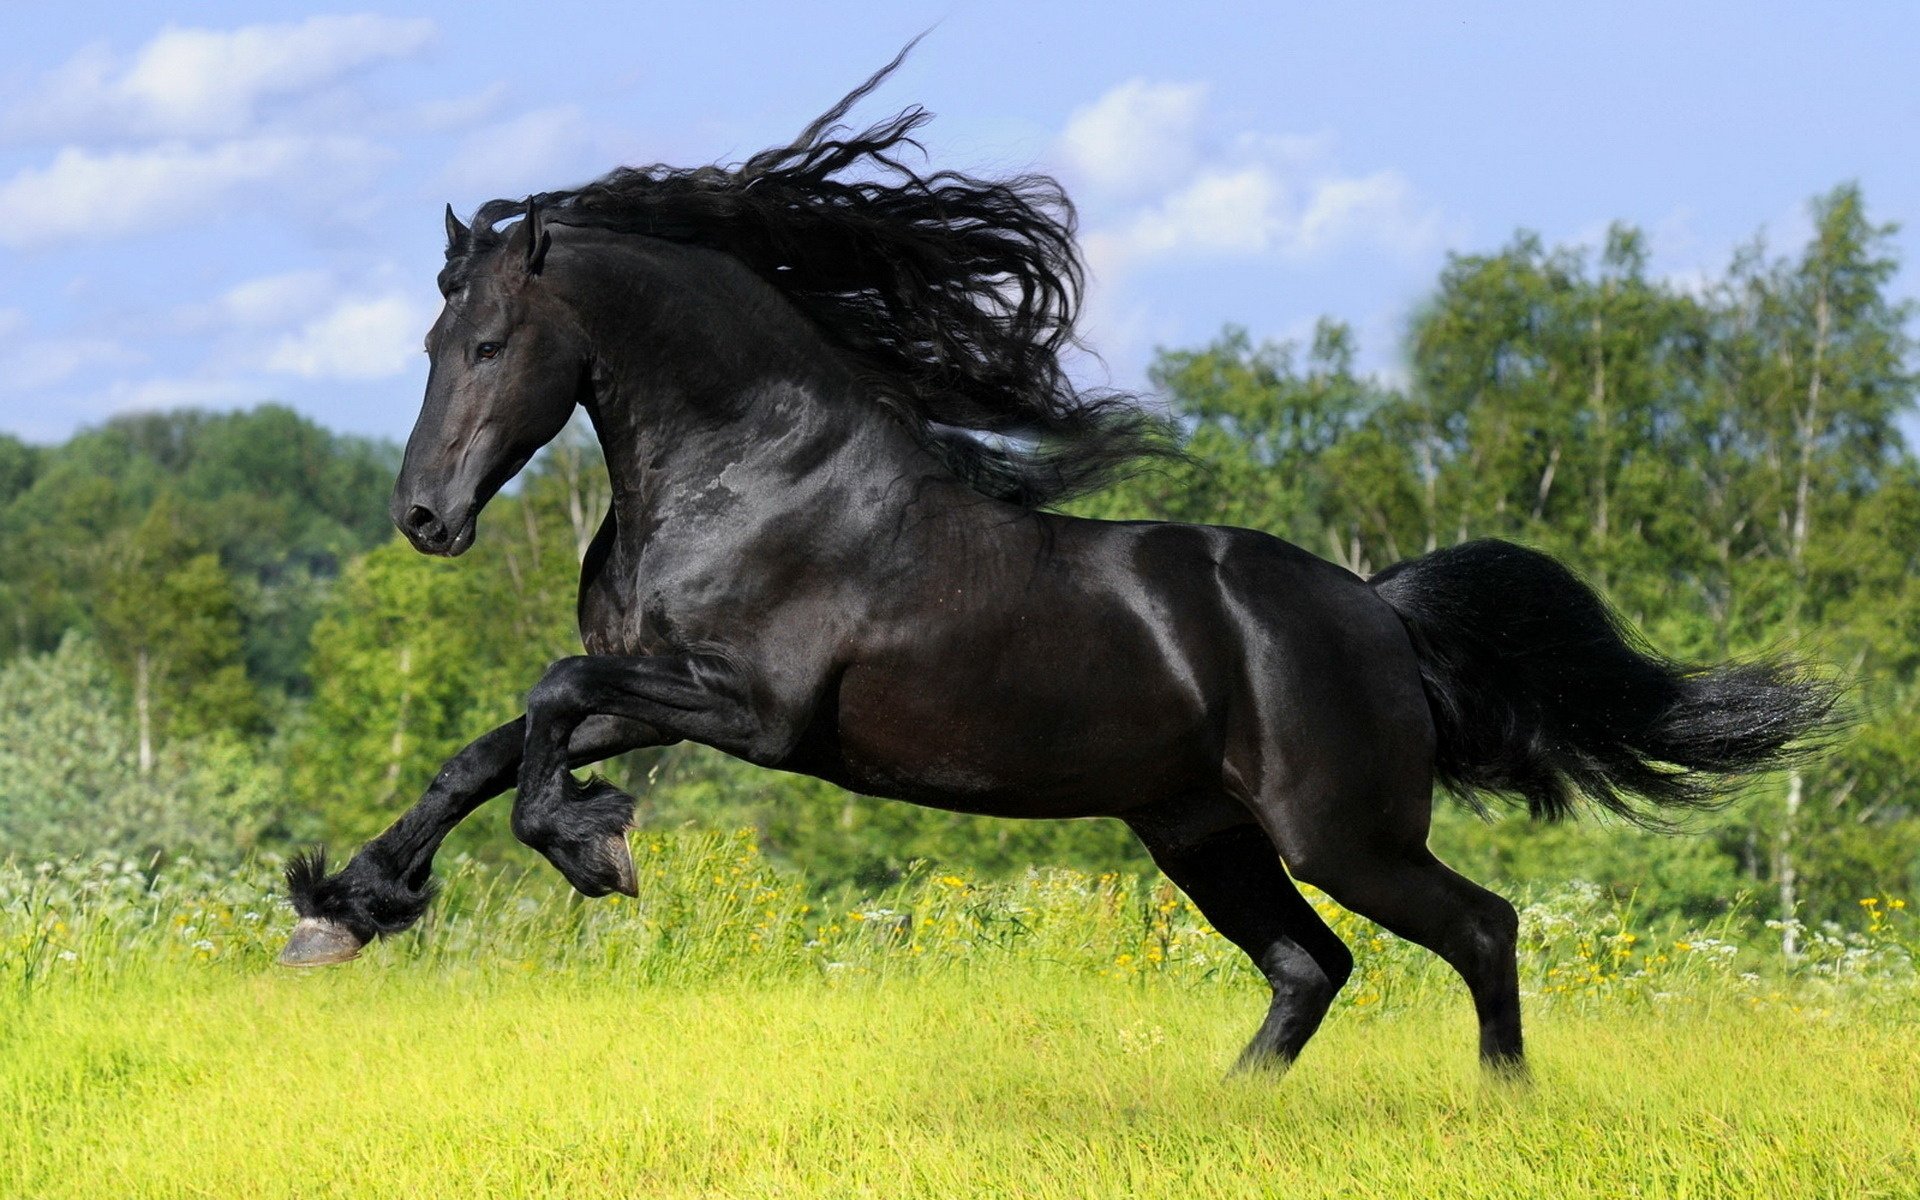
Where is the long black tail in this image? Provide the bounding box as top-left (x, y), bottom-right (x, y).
top-left (1369, 539), bottom-right (1843, 826)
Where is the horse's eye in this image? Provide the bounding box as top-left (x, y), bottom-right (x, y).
top-left (476, 341), bottom-right (502, 360)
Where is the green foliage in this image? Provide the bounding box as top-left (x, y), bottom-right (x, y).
top-left (0, 405), bottom-right (396, 691)
top-left (0, 433), bottom-right (38, 507)
top-left (0, 637), bottom-right (136, 861)
top-left (0, 636), bottom-right (277, 864)
top-left (94, 497), bottom-right (262, 749)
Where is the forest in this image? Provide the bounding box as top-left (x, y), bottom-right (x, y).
top-left (2, 182), bottom-right (1914, 942)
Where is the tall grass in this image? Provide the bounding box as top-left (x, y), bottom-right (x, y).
top-left (7, 829), bottom-right (1917, 1002)
top-left (6, 832), bottom-right (1918, 1197)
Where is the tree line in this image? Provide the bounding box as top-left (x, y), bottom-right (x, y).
top-left (0, 183), bottom-right (1912, 935)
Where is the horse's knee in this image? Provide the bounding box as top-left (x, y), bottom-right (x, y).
top-left (526, 657), bottom-right (592, 721)
top-left (1313, 934), bottom-right (1354, 993)
top-left (1464, 890), bottom-right (1520, 965)
top-left (1271, 840), bottom-right (1346, 901)
top-left (1259, 935), bottom-right (1349, 1004)
top-left (510, 794), bottom-right (558, 849)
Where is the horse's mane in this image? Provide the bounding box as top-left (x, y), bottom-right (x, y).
top-left (456, 44), bottom-right (1172, 508)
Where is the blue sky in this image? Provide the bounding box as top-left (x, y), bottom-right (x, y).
top-left (2, 2), bottom-right (1916, 443)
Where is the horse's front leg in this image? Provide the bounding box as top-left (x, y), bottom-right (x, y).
top-left (280, 713), bottom-right (651, 965)
top-left (512, 653), bottom-right (762, 898)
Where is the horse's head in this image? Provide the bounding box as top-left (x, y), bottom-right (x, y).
top-left (393, 203), bottom-right (588, 556)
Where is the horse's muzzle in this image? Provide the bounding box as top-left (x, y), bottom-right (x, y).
top-left (394, 502), bottom-right (476, 556)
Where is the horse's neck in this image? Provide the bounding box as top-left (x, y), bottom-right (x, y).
top-left (583, 362), bottom-right (956, 560)
top-left (563, 239), bottom-right (983, 555)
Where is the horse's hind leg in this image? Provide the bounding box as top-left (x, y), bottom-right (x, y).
top-left (1279, 820), bottom-right (1523, 1072)
top-left (1128, 816), bottom-right (1353, 1072)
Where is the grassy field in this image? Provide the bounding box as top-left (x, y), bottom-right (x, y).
top-left (6, 834), bottom-right (1919, 1198)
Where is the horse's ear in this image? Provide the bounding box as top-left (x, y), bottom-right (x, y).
top-left (506, 202), bottom-right (552, 276)
top-left (444, 204), bottom-right (470, 258)
top-left (521, 201), bottom-right (551, 276)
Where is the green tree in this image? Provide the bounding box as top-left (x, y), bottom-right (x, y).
top-left (94, 498), bottom-right (261, 773)
top-left (0, 634), bottom-right (276, 862)
top-left (1705, 186), bottom-right (1917, 941)
top-left (0, 406), bottom-right (395, 686)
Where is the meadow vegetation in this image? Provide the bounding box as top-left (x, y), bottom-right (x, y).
top-left (5, 836), bottom-right (1918, 1197)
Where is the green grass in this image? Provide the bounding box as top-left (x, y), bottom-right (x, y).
top-left (5, 838), bottom-right (1919, 1198)
top-left (7, 963), bottom-right (1919, 1199)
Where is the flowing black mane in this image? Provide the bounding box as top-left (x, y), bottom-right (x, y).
top-left (450, 47), bottom-right (1170, 507)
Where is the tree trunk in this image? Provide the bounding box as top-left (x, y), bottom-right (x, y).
top-left (1790, 286), bottom-right (1829, 573)
top-left (1776, 769), bottom-right (1803, 957)
top-left (555, 432), bottom-right (609, 561)
top-left (1589, 310), bottom-right (1610, 589)
top-left (1776, 279), bottom-right (1828, 954)
top-left (135, 646), bottom-right (152, 778)
top-left (383, 643), bottom-right (414, 802)
top-left (1418, 415), bottom-right (1440, 553)
top-left (1531, 443), bottom-right (1561, 522)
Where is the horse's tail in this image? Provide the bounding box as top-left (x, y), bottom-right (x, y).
top-left (1368, 538), bottom-right (1843, 826)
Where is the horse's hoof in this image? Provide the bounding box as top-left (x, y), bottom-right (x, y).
top-left (548, 831), bottom-right (639, 898)
top-left (603, 832), bottom-right (638, 898)
top-left (278, 917), bottom-right (364, 967)
top-left (1227, 1049), bottom-right (1294, 1081)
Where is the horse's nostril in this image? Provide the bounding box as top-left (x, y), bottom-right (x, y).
top-left (404, 504), bottom-right (439, 534)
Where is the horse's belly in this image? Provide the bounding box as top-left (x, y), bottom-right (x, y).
top-left (815, 658), bottom-right (1211, 818)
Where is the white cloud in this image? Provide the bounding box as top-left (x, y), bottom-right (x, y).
top-left (9, 15), bottom-right (436, 142)
top-left (265, 293), bottom-right (429, 381)
top-left (0, 335), bottom-right (141, 393)
top-left (1087, 165), bottom-right (1437, 277)
top-left (1294, 170), bottom-right (1438, 256)
top-left (1061, 79), bottom-right (1446, 286)
top-left (441, 106), bottom-right (598, 198)
top-left (1229, 130), bottom-right (1337, 170)
top-left (168, 268), bottom-right (339, 338)
top-left (216, 269), bottom-right (339, 329)
top-left (1090, 167), bottom-right (1280, 268)
top-left (1058, 80), bottom-right (1208, 197)
top-left (407, 84), bottom-right (512, 135)
top-left (104, 375), bottom-right (267, 411)
top-left (0, 136), bottom-right (388, 246)
top-left (6, 374), bottom-right (269, 439)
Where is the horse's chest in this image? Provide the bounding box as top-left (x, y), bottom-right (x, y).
top-left (578, 591), bottom-right (681, 658)
top-left (576, 548), bottom-right (741, 658)
top-left (576, 561), bottom-right (669, 657)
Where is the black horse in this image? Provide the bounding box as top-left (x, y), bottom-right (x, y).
top-left (282, 55), bottom-right (1837, 1075)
